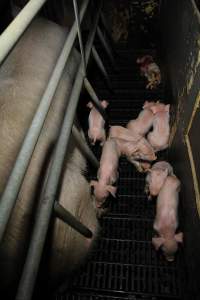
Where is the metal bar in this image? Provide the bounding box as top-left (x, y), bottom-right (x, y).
top-left (16, 3), bottom-right (102, 300)
top-left (84, 77), bottom-right (108, 121)
top-left (92, 45), bottom-right (113, 91)
top-left (54, 201), bottom-right (93, 238)
top-left (100, 11), bottom-right (118, 58)
top-left (97, 26), bottom-right (117, 71)
top-left (0, 0), bottom-right (47, 65)
top-left (72, 125), bottom-right (99, 168)
top-left (73, 0), bottom-right (86, 75)
top-left (0, 0), bottom-right (89, 243)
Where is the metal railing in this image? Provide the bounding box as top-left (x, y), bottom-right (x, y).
top-left (0, 0), bottom-right (116, 299)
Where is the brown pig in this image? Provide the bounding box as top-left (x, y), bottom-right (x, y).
top-left (152, 175), bottom-right (183, 262)
top-left (145, 161), bottom-right (174, 198)
top-left (126, 108), bottom-right (154, 136)
top-left (147, 110), bottom-right (170, 151)
top-left (90, 138), bottom-right (120, 208)
top-left (87, 100), bottom-right (109, 146)
top-left (136, 55), bottom-right (161, 89)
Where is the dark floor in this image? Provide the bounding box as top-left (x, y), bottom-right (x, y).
top-left (55, 44), bottom-right (185, 299)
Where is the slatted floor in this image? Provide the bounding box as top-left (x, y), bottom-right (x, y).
top-left (55, 46), bottom-right (184, 300)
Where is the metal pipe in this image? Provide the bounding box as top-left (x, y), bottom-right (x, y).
top-left (84, 77), bottom-right (108, 121)
top-left (97, 26), bottom-right (117, 71)
top-left (92, 45), bottom-right (113, 91)
top-left (0, 0), bottom-right (89, 243)
top-left (16, 3), bottom-right (102, 299)
top-left (73, 0), bottom-right (86, 75)
top-left (54, 201), bottom-right (93, 238)
top-left (72, 125), bottom-right (99, 168)
top-left (0, 0), bottom-right (47, 65)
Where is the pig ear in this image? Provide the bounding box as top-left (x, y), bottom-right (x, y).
top-left (107, 185), bottom-right (117, 198)
top-left (87, 102), bottom-right (93, 109)
top-left (165, 104), bottom-right (170, 112)
top-left (175, 232), bottom-right (183, 243)
top-left (143, 101), bottom-right (149, 108)
top-left (152, 237), bottom-right (165, 250)
top-left (101, 100), bottom-right (109, 108)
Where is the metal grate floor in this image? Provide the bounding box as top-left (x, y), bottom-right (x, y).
top-left (55, 46), bottom-right (184, 300)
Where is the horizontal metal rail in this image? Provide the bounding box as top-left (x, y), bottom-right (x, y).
top-left (54, 202), bottom-right (93, 238)
top-left (0, 0), bottom-right (47, 65)
top-left (16, 2), bottom-right (102, 299)
top-left (0, 0), bottom-right (90, 243)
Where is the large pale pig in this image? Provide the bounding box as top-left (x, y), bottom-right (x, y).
top-left (126, 108), bottom-right (154, 136)
top-left (143, 101), bottom-right (170, 114)
top-left (87, 100), bottom-right (108, 146)
top-left (147, 110), bottom-right (170, 151)
top-left (152, 175), bottom-right (183, 261)
top-left (145, 161), bottom-right (174, 198)
top-left (90, 138), bottom-right (120, 208)
top-left (0, 18), bottom-right (98, 295)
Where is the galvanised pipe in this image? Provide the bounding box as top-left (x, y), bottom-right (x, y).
top-left (15, 2), bottom-right (102, 300)
top-left (73, 0), bottom-right (86, 75)
top-left (72, 125), bottom-right (99, 169)
top-left (84, 77), bottom-right (108, 122)
top-left (0, 0), bottom-right (89, 243)
top-left (54, 201), bottom-right (93, 239)
top-left (92, 45), bottom-right (113, 91)
top-left (0, 0), bottom-right (47, 65)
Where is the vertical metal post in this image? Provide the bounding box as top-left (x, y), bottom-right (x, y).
top-left (73, 0), bottom-right (86, 75)
top-left (15, 3), bottom-right (102, 299)
top-left (97, 26), bottom-right (117, 71)
top-left (84, 77), bottom-right (108, 121)
top-left (92, 45), bottom-right (113, 91)
top-left (72, 125), bottom-right (99, 168)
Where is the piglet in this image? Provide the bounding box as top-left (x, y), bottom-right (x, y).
top-left (147, 110), bottom-right (170, 152)
top-left (145, 161), bottom-right (174, 198)
top-left (87, 100), bottom-right (109, 146)
top-left (126, 108), bottom-right (154, 136)
top-left (109, 125), bottom-right (140, 142)
top-left (90, 138), bottom-right (120, 208)
top-left (115, 137), bottom-right (156, 165)
top-left (152, 175), bottom-right (183, 262)
top-left (143, 101), bottom-right (170, 115)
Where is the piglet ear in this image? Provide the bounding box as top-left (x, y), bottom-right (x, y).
top-left (152, 237), bottom-right (165, 250)
top-left (165, 104), bottom-right (170, 112)
top-left (101, 100), bottom-right (109, 108)
top-left (143, 101), bottom-right (149, 108)
top-left (107, 185), bottom-right (117, 198)
top-left (87, 102), bottom-right (93, 109)
top-left (175, 232), bottom-right (183, 243)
